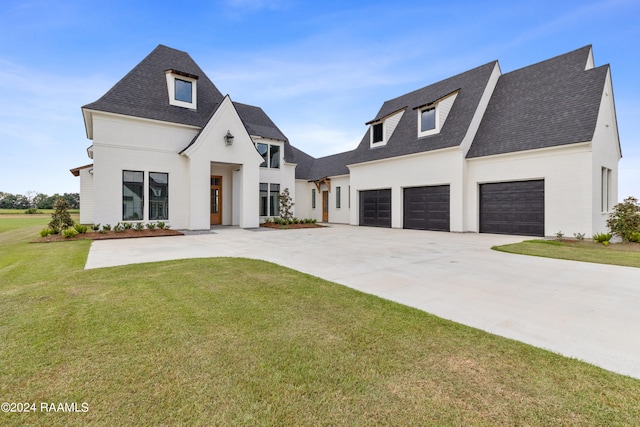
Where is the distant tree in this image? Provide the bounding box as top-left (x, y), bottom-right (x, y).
top-left (63, 193), bottom-right (80, 209)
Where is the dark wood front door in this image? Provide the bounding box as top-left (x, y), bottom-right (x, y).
top-left (322, 190), bottom-right (329, 222)
top-left (210, 176), bottom-right (222, 225)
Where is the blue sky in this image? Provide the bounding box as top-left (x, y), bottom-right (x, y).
top-left (1, 0), bottom-right (638, 199)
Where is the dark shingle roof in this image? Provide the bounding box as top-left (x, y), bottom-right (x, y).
top-left (83, 45), bottom-right (224, 127)
top-left (345, 61), bottom-right (498, 165)
top-left (292, 60), bottom-right (498, 179)
top-left (234, 102), bottom-right (287, 142)
top-left (467, 45), bottom-right (608, 158)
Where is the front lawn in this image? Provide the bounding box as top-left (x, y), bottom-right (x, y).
top-left (493, 239), bottom-right (640, 268)
top-left (1, 217), bottom-right (640, 426)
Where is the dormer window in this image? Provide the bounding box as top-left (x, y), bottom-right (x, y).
top-left (372, 123), bottom-right (384, 144)
top-left (418, 106), bottom-right (439, 137)
top-left (175, 79), bottom-right (192, 103)
top-left (165, 69), bottom-right (198, 109)
top-left (416, 90), bottom-right (459, 139)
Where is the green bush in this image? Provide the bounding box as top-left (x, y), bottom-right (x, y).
top-left (25, 207), bottom-right (41, 214)
top-left (630, 232), bottom-right (640, 243)
top-left (134, 222), bottom-right (144, 232)
top-left (113, 223), bottom-right (124, 232)
top-left (62, 228), bottom-right (78, 238)
top-left (40, 228), bottom-right (53, 237)
top-left (146, 222), bottom-right (156, 230)
top-left (573, 232), bottom-right (585, 241)
top-left (74, 223), bottom-right (88, 234)
top-left (100, 224), bottom-right (111, 234)
top-left (123, 222), bottom-right (133, 230)
top-left (607, 196), bottom-right (640, 242)
top-left (593, 232), bottom-right (612, 245)
top-left (92, 223), bottom-right (101, 231)
top-left (48, 198), bottom-right (74, 233)
top-left (156, 221), bottom-right (166, 229)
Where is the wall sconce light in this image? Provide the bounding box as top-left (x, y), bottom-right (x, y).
top-left (224, 130), bottom-right (234, 146)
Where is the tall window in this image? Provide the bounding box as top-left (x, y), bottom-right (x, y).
top-left (260, 183), bottom-right (269, 216)
top-left (601, 167), bottom-right (612, 212)
top-left (149, 172), bottom-right (168, 220)
top-left (336, 186), bottom-right (341, 208)
top-left (270, 184), bottom-right (280, 216)
top-left (312, 188), bottom-right (316, 209)
top-left (257, 143), bottom-right (281, 169)
top-left (259, 183), bottom-right (281, 216)
top-left (123, 171), bottom-right (144, 221)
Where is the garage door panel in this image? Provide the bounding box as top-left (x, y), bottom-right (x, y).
top-left (403, 185), bottom-right (450, 232)
top-left (479, 180), bottom-right (544, 236)
top-left (360, 189), bottom-right (392, 228)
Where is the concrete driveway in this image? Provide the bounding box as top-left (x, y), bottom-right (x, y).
top-left (85, 225), bottom-right (640, 379)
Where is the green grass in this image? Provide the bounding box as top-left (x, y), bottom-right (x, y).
top-left (493, 239), bottom-right (640, 268)
top-left (2, 217), bottom-right (640, 426)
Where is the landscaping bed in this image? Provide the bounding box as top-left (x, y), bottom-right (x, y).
top-left (260, 222), bottom-right (324, 230)
top-left (33, 228), bottom-right (183, 243)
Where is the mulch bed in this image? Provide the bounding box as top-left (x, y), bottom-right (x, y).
top-left (260, 223), bottom-right (324, 230)
top-left (33, 229), bottom-right (183, 243)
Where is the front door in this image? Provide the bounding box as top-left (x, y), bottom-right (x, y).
top-left (210, 176), bottom-right (222, 225)
top-left (322, 190), bottom-right (329, 222)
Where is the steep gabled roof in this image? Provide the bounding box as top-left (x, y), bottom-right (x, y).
top-left (82, 45), bottom-right (224, 127)
top-left (347, 61), bottom-right (499, 165)
top-left (467, 45), bottom-right (608, 158)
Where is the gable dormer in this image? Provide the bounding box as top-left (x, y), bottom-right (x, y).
top-left (165, 69), bottom-right (198, 109)
top-left (367, 108), bottom-right (405, 148)
top-left (415, 90), bottom-right (458, 138)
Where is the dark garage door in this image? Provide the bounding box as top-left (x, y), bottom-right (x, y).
top-left (479, 180), bottom-right (544, 236)
top-left (359, 189), bottom-right (391, 228)
top-left (403, 185), bottom-right (450, 231)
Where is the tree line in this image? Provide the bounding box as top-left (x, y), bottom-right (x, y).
top-left (0, 191), bottom-right (79, 210)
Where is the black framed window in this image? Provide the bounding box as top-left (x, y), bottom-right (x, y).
top-left (336, 186), bottom-right (341, 208)
top-left (257, 143), bottom-right (281, 169)
top-left (123, 170), bottom-right (144, 221)
top-left (312, 189), bottom-right (316, 209)
top-left (270, 184), bottom-right (280, 216)
top-left (149, 172), bottom-right (168, 220)
top-left (260, 183), bottom-right (268, 216)
top-left (270, 145), bottom-right (280, 168)
top-left (372, 123), bottom-right (383, 143)
top-left (175, 79), bottom-right (192, 103)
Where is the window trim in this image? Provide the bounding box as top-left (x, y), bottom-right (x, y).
top-left (336, 186), bottom-right (341, 209)
top-left (122, 170), bottom-right (144, 221)
top-left (257, 142), bottom-right (281, 169)
top-left (165, 71), bottom-right (197, 109)
top-left (149, 172), bottom-right (169, 221)
top-left (312, 188), bottom-right (316, 209)
top-left (601, 167), bottom-right (612, 213)
top-left (370, 122), bottom-right (385, 147)
top-left (418, 105), bottom-right (439, 137)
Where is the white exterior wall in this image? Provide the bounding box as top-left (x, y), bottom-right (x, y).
top-left (348, 148), bottom-right (464, 230)
top-left (90, 113), bottom-right (194, 229)
top-left (590, 69), bottom-right (622, 234)
top-left (466, 143), bottom-right (594, 237)
top-left (182, 96), bottom-right (263, 229)
top-left (78, 167), bottom-right (94, 225)
top-left (294, 179), bottom-right (312, 219)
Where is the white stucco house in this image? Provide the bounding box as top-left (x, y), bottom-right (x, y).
top-left (73, 44), bottom-right (621, 237)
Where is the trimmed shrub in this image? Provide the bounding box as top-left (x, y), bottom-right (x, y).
top-left (40, 228), bottom-right (53, 237)
top-left (48, 198), bottom-right (74, 233)
top-left (25, 207), bottom-right (40, 214)
top-left (92, 223), bottom-right (101, 231)
top-left (607, 196), bottom-right (640, 242)
top-left (156, 221), bottom-right (166, 229)
top-left (134, 222), bottom-right (144, 231)
top-left (146, 222), bottom-right (156, 230)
